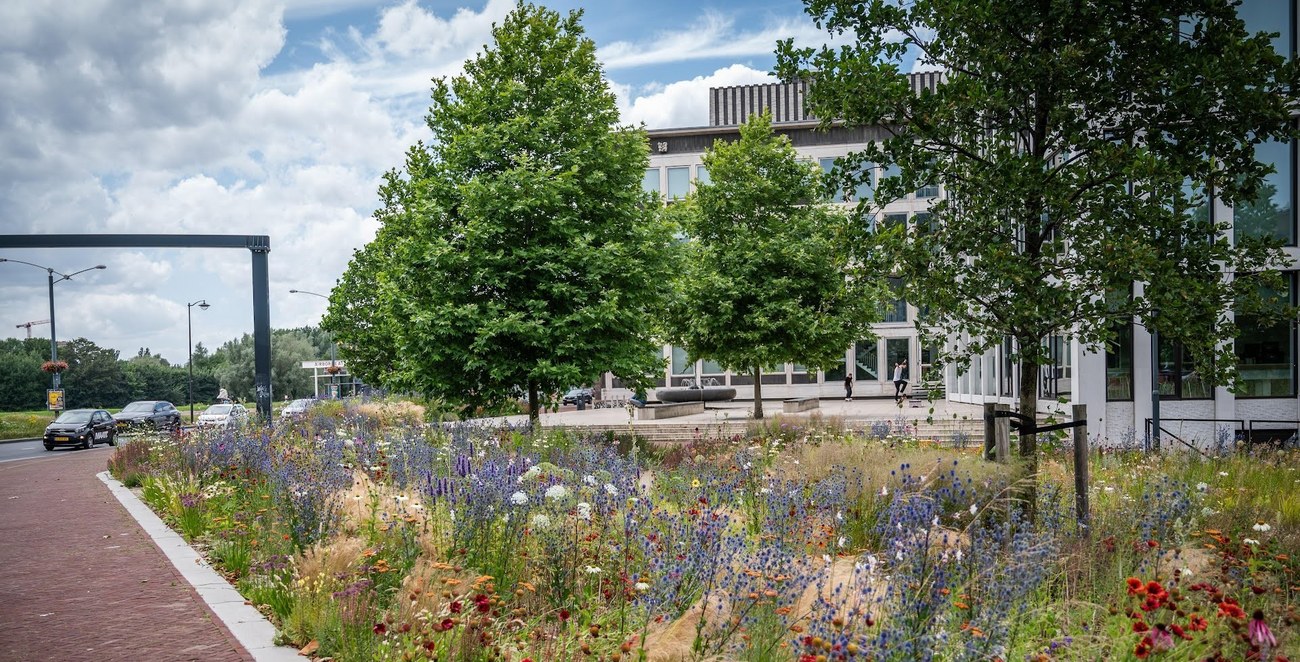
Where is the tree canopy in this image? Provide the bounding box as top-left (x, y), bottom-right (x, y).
top-left (668, 111), bottom-right (880, 418)
top-left (325, 2), bottom-right (676, 421)
top-left (778, 0), bottom-right (1299, 478)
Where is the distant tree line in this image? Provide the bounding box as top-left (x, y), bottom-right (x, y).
top-left (0, 326), bottom-right (337, 411)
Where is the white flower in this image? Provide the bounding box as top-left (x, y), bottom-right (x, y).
top-left (1253, 522), bottom-right (1272, 532)
top-left (759, 487), bottom-right (772, 495)
top-left (634, 582), bottom-right (650, 592)
top-left (576, 502), bottom-right (592, 520)
top-left (969, 504), bottom-right (978, 516)
top-left (583, 565), bottom-right (602, 575)
top-left (395, 495), bottom-right (409, 502)
top-left (895, 549), bottom-right (904, 561)
top-left (510, 491), bottom-right (529, 506)
top-left (412, 503), bottom-right (424, 510)
top-left (1243, 537), bottom-right (1260, 546)
top-left (583, 474), bottom-right (597, 486)
top-left (822, 554), bottom-right (832, 564)
top-left (604, 483), bottom-right (618, 496)
top-left (1179, 567), bottom-right (1193, 577)
top-left (880, 485), bottom-right (889, 497)
top-left (1196, 482), bottom-right (1209, 492)
top-left (1201, 506), bottom-right (1217, 516)
top-left (545, 484), bottom-right (569, 501)
top-left (837, 536), bottom-right (847, 548)
top-left (529, 513), bottom-right (551, 530)
top-left (836, 510), bottom-right (844, 522)
top-left (449, 509), bottom-right (456, 523)
top-left (522, 466), bottom-right (541, 480)
top-left (955, 548), bottom-right (963, 563)
top-left (1218, 471), bottom-right (1229, 477)
top-left (1103, 486), bottom-right (1115, 493)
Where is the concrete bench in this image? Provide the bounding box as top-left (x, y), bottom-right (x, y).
top-left (634, 401), bottom-right (705, 420)
top-left (782, 396), bottom-right (820, 413)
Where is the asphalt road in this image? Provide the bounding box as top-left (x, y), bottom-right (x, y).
top-left (0, 438), bottom-right (112, 463)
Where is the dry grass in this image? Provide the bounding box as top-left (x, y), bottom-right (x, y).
top-left (786, 437), bottom-right (1007, 499)
top-left (297, 537), bottom-right (369, 594)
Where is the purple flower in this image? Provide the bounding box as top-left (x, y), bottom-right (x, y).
top-left (1249, 610), bottom-right (1277, 648)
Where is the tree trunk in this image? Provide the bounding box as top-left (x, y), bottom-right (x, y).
top-left (528, 378), bottom-right (539, 427)
top-left (1017, 350), bottom-right (1040, 520)
top-left (752, 366), bottom-right (764, 419)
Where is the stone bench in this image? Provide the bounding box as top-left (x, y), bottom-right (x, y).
top-left (782, 396), bottom-right (820, 413)
top-left (634, 401), bottom-right (705, 420)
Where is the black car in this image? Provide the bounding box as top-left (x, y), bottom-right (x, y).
top-left (113, 400), bottom-right (182, 431)
top-left (562, 387), bottom-right (594, 405)
top-left (44, 409), bottom-right (117, 450)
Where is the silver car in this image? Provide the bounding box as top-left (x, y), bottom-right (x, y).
top-left (196, 403), bottom-right (249, 429)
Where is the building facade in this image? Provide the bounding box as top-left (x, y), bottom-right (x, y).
top-left (606, 1), bottom-right (1297, 447)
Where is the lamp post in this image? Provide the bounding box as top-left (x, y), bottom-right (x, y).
top-left (187, 299), bottom-right (210, 423)
top-left (289, 289), bottom-right (338, 397)
top-left (0, 258), bottom-right (106, 391)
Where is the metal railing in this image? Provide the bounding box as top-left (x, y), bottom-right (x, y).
top-left (1143, 417), bottom-right (1245, 456)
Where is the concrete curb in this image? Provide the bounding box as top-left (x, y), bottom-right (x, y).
top-left (0, 437), bottom-right (40, 444)
top-left (97, 471), bottom-right (303, 662)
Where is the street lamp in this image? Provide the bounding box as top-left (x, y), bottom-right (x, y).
top-left (289, 289), bottom-right (338, 398)
top-left (0, 258), bottom-right (107, 392)
top-left (187, 299), bottom-right (210, 423)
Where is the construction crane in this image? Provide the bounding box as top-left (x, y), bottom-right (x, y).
top-left (16, 319), bottom-right (50, 339)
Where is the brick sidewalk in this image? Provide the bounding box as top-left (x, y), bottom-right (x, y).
top-left (0, 448), bottom-right (251, 662)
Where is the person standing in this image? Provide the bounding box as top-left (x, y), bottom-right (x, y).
top-left (893, 359), bottom-right (908, 402)
top-left (844, 374), bottom-right (853, 401)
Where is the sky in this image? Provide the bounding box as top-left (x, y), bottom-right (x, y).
top-left (0, 0), bottom-right (869, 365)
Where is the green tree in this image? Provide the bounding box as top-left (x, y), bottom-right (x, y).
top-left (324, 223), bottom-right (403, 389)
top-left (668, 111), bottom-right (879, 419)
top-left (0, 338), bottom-right (46, 411)
top-left (59, 338), bottom-right (128, 408)
top-left (328, 2), bottom-right (676, 422)
top-left (778, 1), bottom-right (1298, 498)
top-left (212, 330), bottom-right (319, 401)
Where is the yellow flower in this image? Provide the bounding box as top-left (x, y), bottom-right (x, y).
top-left (691, 479), bottom-right (702, 489)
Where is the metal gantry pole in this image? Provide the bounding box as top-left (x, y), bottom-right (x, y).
top-left (47, 269), bottom-right (58, 390)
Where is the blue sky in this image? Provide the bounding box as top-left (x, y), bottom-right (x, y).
top-left (0, 0), bottom-right (855, 365)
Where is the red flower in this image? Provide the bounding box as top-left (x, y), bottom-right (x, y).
top-left (1218, 601), bottom-right (1247, 620)
top-left (1133, 620), bottom-right (1150, 633)
top-left (1134, 635), bottom-right (1153, 659)
top-left (1170, 623), bottom-right (1192, 640)
top-left (559, 609), bottom-right (570, 621)
top-left (1187, 614), bottom-right (1209, 632)
top-left (439, 618), bottom-right (454, 631)
top-left (1126, 577), bottom-right (1144, 595)
top-left (373, 622), bottom-right (387, 635)
top-left (449, 600), bottom-right (462, 614)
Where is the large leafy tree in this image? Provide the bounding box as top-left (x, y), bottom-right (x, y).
top-left (778, 1), bottom-right (1298, 490)
top-left (327, 2), bottom-right (675, 422)
top-left (669, 111), bottom-right (880, 419)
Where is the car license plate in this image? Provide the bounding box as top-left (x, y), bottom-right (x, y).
top-left (54, 436), bottom-right (69, 441)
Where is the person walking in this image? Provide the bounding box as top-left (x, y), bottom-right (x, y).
top-left (893, 359), bottom-right (908, 402)
top-left (844, 374), bottom-right (853, 401)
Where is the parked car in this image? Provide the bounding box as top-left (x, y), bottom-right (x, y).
top-left (196, 403), bottom-right (249, 429)
top-left (562, 387), bottom-right (593, 406)
top-left (44, 409), bottom-right (117, 450)
top-left (113, 400), bottom-right (182, 431)
top-left (280, 398), bottom-right (315, 420)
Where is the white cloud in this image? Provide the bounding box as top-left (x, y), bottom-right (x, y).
top-left (599, 10), bottom-right (842, 70)
top-left (618, 64), bottom-right (775, 129)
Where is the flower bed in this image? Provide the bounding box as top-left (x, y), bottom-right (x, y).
top-left (108, 400), bottom-right (1299, 660)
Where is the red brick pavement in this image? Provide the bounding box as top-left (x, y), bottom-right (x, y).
top-left (0, 448), bottom-right (252, 662)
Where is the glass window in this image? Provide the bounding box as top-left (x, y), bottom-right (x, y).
top-left (886, 339), bottom-right (911, 379)
top-left (820, 157), bottom-right (845, 203)
top-left (853, 163), bottom-right (873, 202)
top-left (1238, 0), bottom-right (1294, 59)
top-left (824, 356), bottom-right (847, 382)
top-left (1041, 335), bottom-right (1072, 399)
top-left (671, 346), bottom-right (692, 375)
top-left (701, 359), bottom-right (724, 375)
top-left (916, 182), bottom-right (939, 199)
top-left (1237, 273), bottom-right (1296, 397)
top-left (695, 165), bottom-right (710, 186)
top-left (1158, 339), bottom-right (1213, 399)
top-left (666, 166), bottom-right (691, 200)
top-left (883, 276), bottom-right (907, 323)
top-left (881, 163), bottom-right (903, 200)
top-left (1236, 139), bottom-right (1294, 245)
top-left (1107, 320), bottom-right (1134, 401)
top-left (854, 340), bottom-right (878, 381)
top-left (642, 168), bottom-right (660, 195)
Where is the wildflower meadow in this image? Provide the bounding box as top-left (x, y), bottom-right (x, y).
top-left (107, 398), bottom-right (1299, 661)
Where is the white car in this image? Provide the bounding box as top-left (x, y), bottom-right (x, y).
top-left (280, 398), bottom-right (315, 420)
top-left (197, 403), bottom-right (249, 429)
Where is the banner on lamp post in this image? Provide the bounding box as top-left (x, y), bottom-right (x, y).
top-left (47, 389), bottom-right (65, 411)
